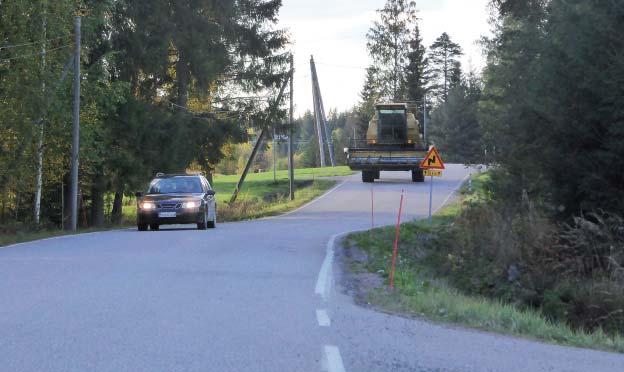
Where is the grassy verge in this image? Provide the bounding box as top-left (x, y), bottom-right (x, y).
top-left (0, 226), bottom-right (121, 247)
top-left (344, 172), bottom-right (624, 353)
top-left (1, 166), bottom-right (352, 247)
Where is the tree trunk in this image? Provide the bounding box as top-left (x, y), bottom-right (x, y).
top-left (62, 173), bottom-right (72, 230)
top-left (1, 188), bottom-right (5, 224)
top-left (206, 167), bottom-right (214, 185)
top-left (34, 8), bottom-right (47, 226)
top-left (90, 174), bottom-right (106, 227)
top-left (176, 50), bottom-right (189, 110)
top-left (34, 121), bottom-right (44, 225)
top-left (111, 189), bottom-right (124, 225)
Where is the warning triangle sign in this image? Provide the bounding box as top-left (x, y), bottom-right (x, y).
top-left (420, 147), bottom-right (445, 170)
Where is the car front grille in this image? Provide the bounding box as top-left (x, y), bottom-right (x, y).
top-left (158, 203), bottom-right (181, 210)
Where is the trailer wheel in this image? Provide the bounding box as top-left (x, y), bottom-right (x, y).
top-left (412, 169), bottom-right (425, 182)
top-left (373, 170), bottom-right (380, 180)
top-left (362, 171), bottom-right (375, 183)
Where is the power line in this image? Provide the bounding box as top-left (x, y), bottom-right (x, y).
top-left (0, 34), bottom-right (72, 50)
top-left (0, 44), bottom-right (72, 63)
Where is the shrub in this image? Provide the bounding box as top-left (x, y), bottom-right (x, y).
top-left (430, 200), bottom-right (624, 334)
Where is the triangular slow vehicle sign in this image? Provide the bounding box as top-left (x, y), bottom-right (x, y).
top-left (420, 147), bottom-right (445, 170)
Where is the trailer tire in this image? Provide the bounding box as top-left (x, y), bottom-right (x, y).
top-left (373, 170), bottom-right (380, 180)
top-left (412, 169), bottom-right (425, 182)
top-left (362, 171), bottom-right (375, 183)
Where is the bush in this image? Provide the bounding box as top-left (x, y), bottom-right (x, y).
top-left (430, 199), bottom-right (624, 334)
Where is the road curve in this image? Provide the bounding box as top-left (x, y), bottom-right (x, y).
top-left (1, 165), bottom-right (622, 372)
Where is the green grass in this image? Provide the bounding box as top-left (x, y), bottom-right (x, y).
top-left (1, 166), bottom-right (352, 247)
top-left (344, 172), bottom-right (624, 353)
top-left (210, 165), bottom-right (351, 204)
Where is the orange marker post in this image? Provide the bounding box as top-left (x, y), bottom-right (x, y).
top-left (389, 189), bottom-right (405, 289)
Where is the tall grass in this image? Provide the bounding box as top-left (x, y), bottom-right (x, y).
top-left (345, 172), bottom-right (624, 353)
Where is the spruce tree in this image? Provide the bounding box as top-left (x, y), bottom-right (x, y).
top-left (405, 23), bottom-right (429, 117)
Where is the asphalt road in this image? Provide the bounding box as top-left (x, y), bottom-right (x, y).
top-left (1, 165), bottom-right (623, 372)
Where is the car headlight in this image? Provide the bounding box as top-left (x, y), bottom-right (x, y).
top-left (182, 201), bottom-right (200, 209)
top-left (140, 202), bottom-right (155, 210)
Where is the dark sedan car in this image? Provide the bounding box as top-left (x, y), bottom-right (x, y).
top-left (135, 173), bottom-right (217, 231)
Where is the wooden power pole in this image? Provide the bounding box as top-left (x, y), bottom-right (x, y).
top-left (310, 55), bottom-right (335, 167)
top-left (230, 66), bottom-right (293, 204)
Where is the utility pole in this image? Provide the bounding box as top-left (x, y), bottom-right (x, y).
top-left (69, 16), bottom-right (81, 231)
top-left (288, 54), bottom-right (295, 201)
top-left (230, 73), bottom-right (291, 204)
top-left (318, 95), bottom-right (335, 166)
top-left (310, 57), bottom-right (335, 167)
top-left (309, 56), bottom-right (326, 167)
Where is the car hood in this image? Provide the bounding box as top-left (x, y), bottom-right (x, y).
top-left (140, 194), bottom-right (203, 202)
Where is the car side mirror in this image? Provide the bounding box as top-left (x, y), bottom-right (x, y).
top-left (135, 191), bottom-right (143, 198)
top-left (206, 190), bottom-right (216, 196)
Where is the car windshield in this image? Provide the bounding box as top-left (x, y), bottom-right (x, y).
top-left (147, 177), bottom-right (203, 194)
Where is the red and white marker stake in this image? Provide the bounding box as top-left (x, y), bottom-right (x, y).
top-left (389, 189), bottom-right (405, 289)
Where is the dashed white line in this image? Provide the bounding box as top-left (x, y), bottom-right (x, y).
top-left (323, 345), bottom-right (346, 372)
top-left (316, 309), bottom-right (331, 327)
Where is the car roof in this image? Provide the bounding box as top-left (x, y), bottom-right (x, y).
top-left (153, 173), bottom-right (203, 179)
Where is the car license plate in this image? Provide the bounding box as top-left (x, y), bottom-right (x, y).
top-left (158, 212), bottom-right (176, 218)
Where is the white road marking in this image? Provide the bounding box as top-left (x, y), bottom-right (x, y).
top-left (315, 233), bottom-right (338, 301)
top-left (323, 345), bottom-right (346, 372)
top-left (315, 172), bottom-right (471, 301)
top-left (316, 309), bottom-right (331, 327)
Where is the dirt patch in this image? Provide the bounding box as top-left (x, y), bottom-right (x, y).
top-left (335, 235), bottom-right (385, 306)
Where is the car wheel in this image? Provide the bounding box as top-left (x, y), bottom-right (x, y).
top-left (207, 212), bottom-right (216, 229)
top-left (150, 223), bottom-right (160, 231)
top-left (197, 210), bottom-right (207, 230)
top-left (362, 171), bottom-right (375, 183)
top-left (138, 223), bottom-right (148, 231)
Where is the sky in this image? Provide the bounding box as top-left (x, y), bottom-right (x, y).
top-left (278, 0), bottom-right (492, 115)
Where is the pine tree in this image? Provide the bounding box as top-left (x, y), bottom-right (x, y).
top-left (366, 0), bottom-right (418, 101)
top-left (428, 32), bottom-right (463, 103)
top-left (449, 61), bottom-right (462, 90)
